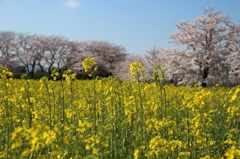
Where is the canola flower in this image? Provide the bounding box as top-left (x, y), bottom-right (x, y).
top-left (82, 57), bottom-right (98, 76)
top-left (0, 64), bottom-right (239, 158)
top-left (152, 64), bottom-right (165, 81)
top-left (0, 65), bottom-right (13, 79)
top-left (129, 62), bottom-right (146, 82)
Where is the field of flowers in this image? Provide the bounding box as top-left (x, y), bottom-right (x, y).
top-left (0, 60), bottom-right (240, 159)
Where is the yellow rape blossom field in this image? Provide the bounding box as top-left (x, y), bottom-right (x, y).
top-left (0, 62), bottom-right (240, 159)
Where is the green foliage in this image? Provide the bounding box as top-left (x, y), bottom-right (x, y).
top-left (32, 72), bottom-right (50, 79)
top-left (11, 65), bottom-right (26, 73)
top-left (12, 73), bottom-right (22, 79)
top-left (35, 68), bottom-right (47, 73)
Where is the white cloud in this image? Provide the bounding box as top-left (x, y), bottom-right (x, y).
top-left (63, 0), bottom-right (81, 8)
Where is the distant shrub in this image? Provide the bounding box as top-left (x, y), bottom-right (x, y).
top-left (13, 73), bottom-right (23, 79)
top-left (33, 72), bottom-right (50, 79)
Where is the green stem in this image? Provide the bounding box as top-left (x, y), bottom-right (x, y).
top-left (44, 80), bottom-right (51, 127)
top-left (60, 79), bottom-right (65, 124)
top-left (25, 79), bottom-right (33, 128)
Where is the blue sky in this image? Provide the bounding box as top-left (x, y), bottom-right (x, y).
top-left (1, 0), bottom-right (240, 55)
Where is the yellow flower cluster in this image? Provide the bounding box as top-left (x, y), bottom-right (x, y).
top-left (62, 70), bottom-right (76, 83)
top-left (0, 65), bottom-right (13, 79)
top-left (82, 57), bottom-right (98, 76)
top-left (129, 62), bottom-right (145, 82)
top-left (225, 146), bottom-right (240, 159)
top-left (11, 124), bottom-right (56, 157)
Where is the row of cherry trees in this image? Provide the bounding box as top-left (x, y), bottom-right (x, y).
top-left (1, 5), bottom-right (240, 86)
top-left (0, 32), bottom-right (127, 77)
top-left (116, 6), bottom-right (240, 87)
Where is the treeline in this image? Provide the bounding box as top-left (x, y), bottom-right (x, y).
top-left (1, 5), bottom-right (240, 86)
top-left (0, 31), bottom-right (127, 79)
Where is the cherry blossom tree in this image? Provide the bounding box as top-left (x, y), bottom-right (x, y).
top-left (76, 40), bottom-right (128, 77)
top-left (0, 31), bottom-right (18, 70)
top-left (142, 46), bottom-right (165, 80)
top-left (60, 40), bottom-right (82, 71)
top-left (226, 23), bottom-right (240, 85)
top-left (15, 33), bottom-right (43, 77)
top-left (13, 33), bottom-right (82, 76)
top-left (113, 55), bottom-right (143, 80)
top-left (15, 33), bottom-right (39, 77)
top-left (38, 35), bottom-right (71, 74)
top-left (161, 5), bottom-right (240, 87)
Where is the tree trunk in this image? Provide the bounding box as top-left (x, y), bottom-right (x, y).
top-left (201, 67), bottom-right (209, 87)
top-left (38, 63), bottom-right (45, 72)
top-left (30, 65), bottom-right (35, 78)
